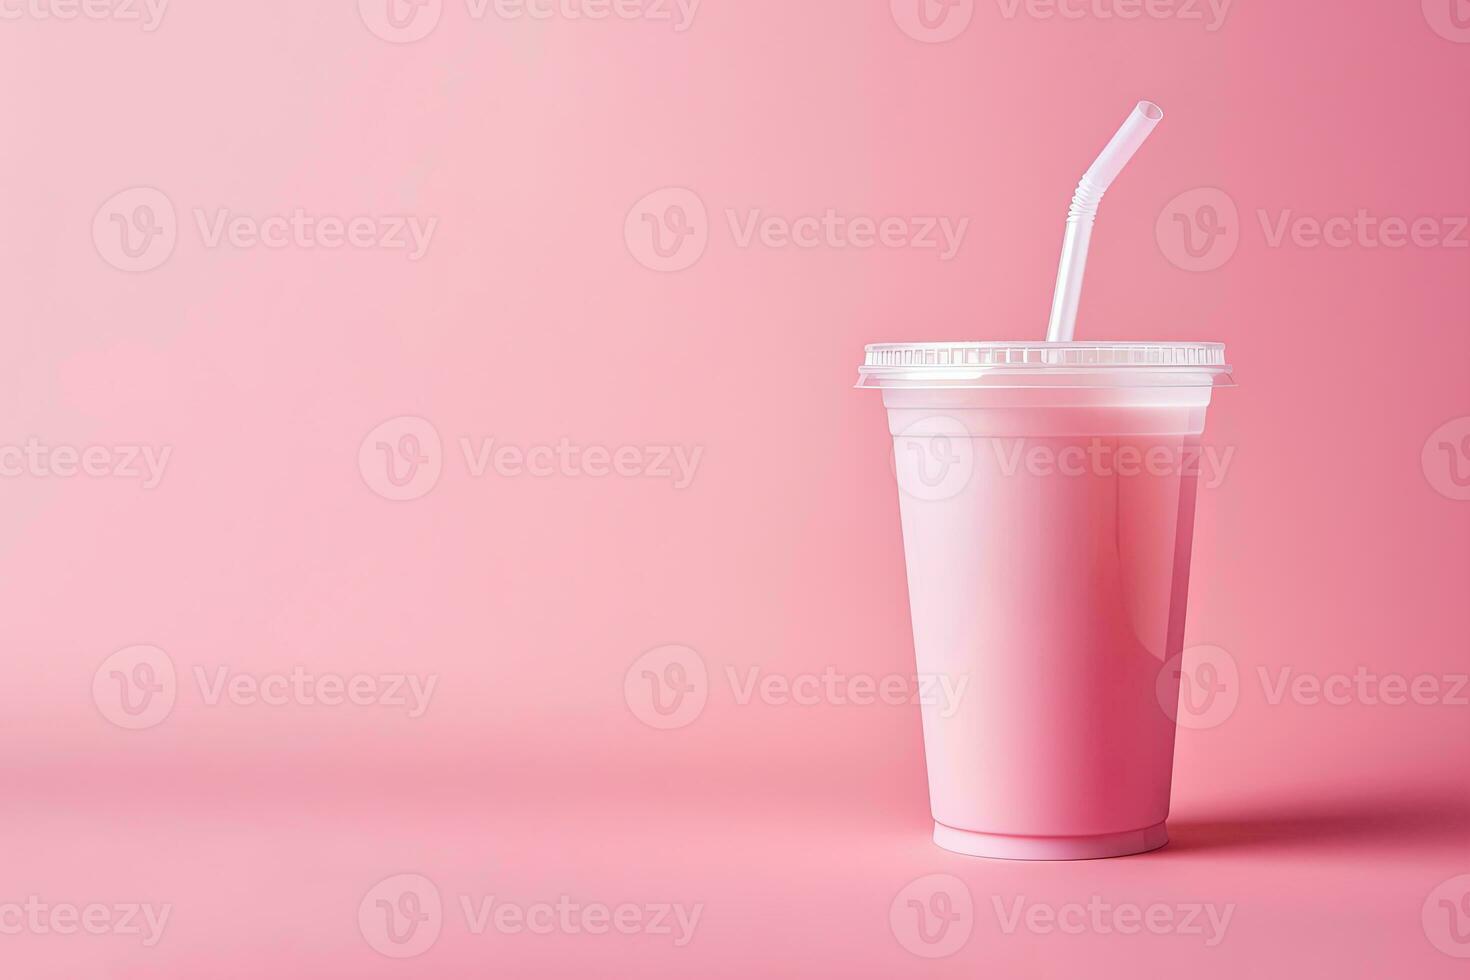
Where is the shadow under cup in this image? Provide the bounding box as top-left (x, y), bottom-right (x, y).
top-left (859, 342), bottom-right (1233, 860)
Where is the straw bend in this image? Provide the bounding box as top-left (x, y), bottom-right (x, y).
top-left (1046, 101), bottom-right (1163, 343)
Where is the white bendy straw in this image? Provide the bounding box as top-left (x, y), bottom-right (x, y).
top-left (1045, 101), bottom-right (1164, 343)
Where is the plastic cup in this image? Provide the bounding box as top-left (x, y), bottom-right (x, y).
top-left (858, 341), bottom-right (1233, 860)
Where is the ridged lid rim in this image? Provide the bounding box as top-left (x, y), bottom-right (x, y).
top-left (857, 341), bottom-right (1232, 388)
top-left (863, 341), bottom-right (1227, 368)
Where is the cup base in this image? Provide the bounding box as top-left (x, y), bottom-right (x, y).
top-left (932, 820), bottom-right (1168, 861)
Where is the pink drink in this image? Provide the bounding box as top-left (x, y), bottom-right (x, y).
top-left (861, 343), bottom-right (1231, 859)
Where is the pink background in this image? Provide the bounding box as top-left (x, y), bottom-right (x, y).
top-left (2, 1), bottom-right (1468, 976)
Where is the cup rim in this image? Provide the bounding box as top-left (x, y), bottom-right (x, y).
top-left (857, 341), bottom-right (1233, 389)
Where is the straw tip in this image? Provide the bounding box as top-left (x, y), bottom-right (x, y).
top-left (1136, 101), bottom-right (1164, 121)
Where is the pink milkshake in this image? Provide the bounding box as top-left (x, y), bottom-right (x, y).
top-left (863, 102), bottom-right (1235, 856)
top-left (860, 342), bottom-right (1232, 858)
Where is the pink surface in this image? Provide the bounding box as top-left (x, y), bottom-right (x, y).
top-left (1, 2), bottom-right (1467, 976)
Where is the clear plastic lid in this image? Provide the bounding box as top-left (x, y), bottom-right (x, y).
top-left (856, 341), bottom-right (1233, 389)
